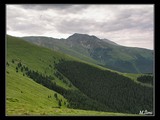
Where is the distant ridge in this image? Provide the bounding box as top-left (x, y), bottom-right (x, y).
top-left (22, 33), bottom-right (153, 73)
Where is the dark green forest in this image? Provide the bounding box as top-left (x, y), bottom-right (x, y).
top-left (55, 61), bottom-right (153, 114)
top-left (137, 75), bottom-right (153, 85)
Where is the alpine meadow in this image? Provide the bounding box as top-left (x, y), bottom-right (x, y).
top-left (6, 35), bottom-right (153, 116)
top-left (6, 4), bottom-right (154, 116)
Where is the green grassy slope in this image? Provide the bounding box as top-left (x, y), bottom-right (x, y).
top-left (7, 35), bottom-right (76, 90)
top-left (6, 35), bottom-right (71, 115)
top-left (6, 63), bottom-right (68, 115)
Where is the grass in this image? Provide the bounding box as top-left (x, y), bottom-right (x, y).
top-left (6, 63), bottom-right (68, 115)
top-left (7, 106), bottom-right (138, 116)
top-left (7, 35), bottom-right (76, 90)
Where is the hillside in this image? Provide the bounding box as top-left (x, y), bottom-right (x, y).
top-left (6, 63), bottom-right (68, 115)
top-left (22, 33), bottom-right (153, 73)
top-left (7, 59), bottom-right (136, 116)
top-left (7, 35), bottom-right (153, 115)
top-left (7, 64), bottom-right (136, 116)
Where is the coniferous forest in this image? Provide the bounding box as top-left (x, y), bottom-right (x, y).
top-left (55, 61), bottom-right (153, 114)
top-left (137, 75), bottom-right (153, 85)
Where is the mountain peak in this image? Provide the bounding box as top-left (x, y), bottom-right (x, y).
top-left (67, 33), bottom-right (119, 47)
top-left (67, 33), bottom-right (100, 40)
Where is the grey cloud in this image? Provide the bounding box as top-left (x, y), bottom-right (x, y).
top-left (9, 5), bottom-right (153, 35)
top-left (7, 5), bottom-right (53, 34)
top-left (7, 13), bottom-right (50, 34)
top-left (19, 4), bottom-right (89, 13)
top-left (20, 4), bottom-right (73, 10)
top-left (9, 21), bottom-right (47, 34)
top-left (100, 7), bottom-right (153, 32)
top-left (118, 8), bottom-right (153, 28)
top-left (55, 5), bottom-right (153, 35)
top-left (7, 5), bottom-right (153, 49)
top-left (55, 19), bottom-right (93, 34)
top-left (7, 6), bottom-right (26, 19)
top-left (46, 7), bottom-right (153, 37)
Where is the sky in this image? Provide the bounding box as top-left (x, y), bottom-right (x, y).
top-left (6, 4), bottom-right (154, 50)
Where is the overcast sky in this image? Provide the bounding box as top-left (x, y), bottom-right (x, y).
top-left (7, 4), bottom-right (154, 50)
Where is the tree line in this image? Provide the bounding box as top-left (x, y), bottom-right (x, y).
top-left (137, 75), bottom-right (153, 85)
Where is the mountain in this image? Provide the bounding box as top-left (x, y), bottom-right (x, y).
top-left (7, 35), bottom-right (153, 115)
top-left (6, 35), bottom-right (115, 115)
top-left (22, 33), bottom-right (153, 73)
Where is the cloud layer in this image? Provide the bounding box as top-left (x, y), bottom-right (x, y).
top-left (7, 4), bottom-right (154, 49)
